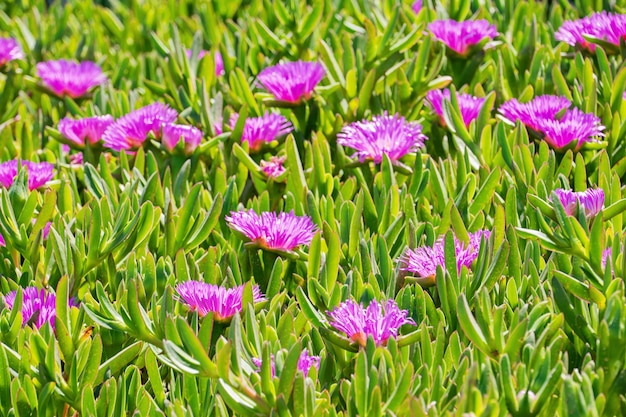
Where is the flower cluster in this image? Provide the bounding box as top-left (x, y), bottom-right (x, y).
top-left (230, 113), bottom-right (293, 151)
top-left (556, 12), bottom-right (626, 52)
top-left (499, 95), bottom-right (604, 151)
top-left (0, 37), bottom-right (24, 66)
top-left (428, 19), bottom-right (498, 56)
top-left (252, 349), bottom-right (321, 378)
top-left (4, 287), bottom-right (77, 329)
top-left (554, 188), bottom-right (604, 218)
top-left (401, 230), bottom-right (490, 280)
top-left (426, 89), bottom-right (486, 127)
top-left (337, 112), bottom-right (427, 164)
top-left (176, 281), bottom-right (265, 321)
top-left (37, 59), bottom-right (107, 98)
top-left (329, 299), bottom-right (415, 347)
top-left (0, 160), bottom-right (54, 190)
top-left (257, 61), bottom-right (325, 103)
top-left (226, 210), bottom-right (317, 251)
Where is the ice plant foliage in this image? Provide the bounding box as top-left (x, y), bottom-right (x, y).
top-left (499, 96), bottom-right (604, 150)
top-left (161, 123), bottom-right (203, 154)
top-left (428, 19), bottom-right (498, 55)
top-left (4, 287), bottom-right (76, 329)
top-left (337, 112), bottom-right (427, 163)
top-left (102, 103), bottom-right (178, 151)
top-left (0, 160), bottom-right (54, 190)
top-left (58, 115), bottom-right (114, 147)
top-left (36, 60), bottom-right (107, 98)
top-left (257, 61), bottom-right (325, 103)
top-left (0, 37), bottom-right (24, 66)
top-left (226, 210), bottom-right (317, 251)
top-left (426, 89), bottom-right (486, 127)
top-left (230, 113), bottom-right (293, 151)
top-left (252, 349), bottom-right (320, 378)
top-left (176, 281), bottom-right (265, 321)
top-left (260, 156), bottom-right (286, 178)
top-left (555, 12), bottom-right (626, 52)
top-left (329, 299), bottom-right (415, 347)
top-left (402, 230), bottom-right (491, 279)
top-left (554, 188), bottom-right (605, 218)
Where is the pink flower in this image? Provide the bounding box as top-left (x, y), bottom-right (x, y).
top-left (428, 19), bottom-right (498, 56)
top-left (555, 12), bottom-right (626, 52)
top-left (260, 156), bottom-right (286, 178)
top-left (226, 210), bottom-right (317, 251)
top-left (186, 49), bottom-right (224, 76)
top-left (401, 230), bottom-right (490, 279)
top-left (102, 103), bottom-right (178, 151)
top-left (499, 95), bottom-right (571, 131)
top-left (426, 89), bottom-right (486, 127)
top-left (4, 287), bottom-right (78, 329)
top-left (337, 112), bottom-right (427, 163)
top-left (329, 299), bottom-right (415, 347)
top-left (176, 281), bottom-right (265, 321)
top-left (0, 38), bottom-right (24, 66)
top-left (554, 188), bottom-right (604, 218)
top-left (412, 0), bottom-right (422, 13)
top-left (36, 60), bottom-right (107, 98)
top-left (0, 160), bottom-right (54, 190)
top-left (230, 113), bottom-right (293, 151)
top-left (534, 108), bottom-right (604, 151)
top-left (58, 115), bottom-right (114, 147)
top-left (253, 349), bottom-right (320, 378)
top-left (257, 61), bottom-right (325, 103)
top-left (161, 123), bottom-right (203, 154)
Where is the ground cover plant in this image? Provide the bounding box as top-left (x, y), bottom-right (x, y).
top-left (3, 0), bottom-right (626, 415)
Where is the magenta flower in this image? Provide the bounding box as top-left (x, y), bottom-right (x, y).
top-left (603, 248), bottom-right (613, 270)
top-left (0, 233), bottom-right (4, 247)
top-left (426, 89), bottom-right (486, 127)
top-left (253, 349), bottom-right (320, 378)
top-left (401, 230), bottom-right (490, 281)
top-left (230, 113), bottom-right (293, 151)
top-left (533, 108), bottom-right (604, 151)
top-left (257, 61), bottom-right (325, 103)
top-left (337, 112), bottom-right (427, 164)
top-left (102, 103), bottom-right (178, 151)
top-left (260, 156), bottom-right (286, 178)
top-left (329, 299), bottom-right (415, 347)
top-left (4, 287), bottom-right (77, 329)
top-left (428, 19), bottom-right (498, 56)
top-left (554, 188), bottom-right (604, 218)
top-left (0, 160), bottom-right (54, 190)
top-left (0, 38), bottom-right (24, 66)
top-left (499, 95), bottom-right (571, 131)
top-left (36, 60), bottom-right (107, 98)
top-left (176, 281), bottom-right (265, 321)
top-left (225, 210), bottom-right (317, 252)
top-left (186, 49), bottom-right (224, 76)
top-left (412, 0), bottom-right (422, 13)
top-left (161, 123), bottom-right (203, 155)
top-left (58, 115), bottom-right (114, 148)
top-left (555, 12), bottom-right (626, 52)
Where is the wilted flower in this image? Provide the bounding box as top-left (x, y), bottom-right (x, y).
top-left (0, 160), bottom-right (54, 190)
top-left (329, 299), bottom-right (415, 347)
top-left (426, 89), bottom-right (486, 127)
top-left (230, 113), bottom-right (293, 151)
top-left (252, 349), bottom-right (320, 378)
top-left (260, 156), bottom-right (286, 178)
top-left (499, 95), bottom-right (571, 131)
top-left (401, 230), bottom-right (490, 280)
top-left (533, 108), bottom-right (604, 151)
top-left (176, 281), bottom-right (265, 321)
top-left (58, 115), bottom-right (114, 148)
top-left (161, 123), bottom-right (203, 154)
top-left (36, 59), bottom-right (107, 98)
top-left (102, 103), bottom-right (178, 151)
top-left (555, 12), bottom-right (626, 52)
top-left (0, 37), bottom-right (24, 66)
top-left (428, 19), bottom-right (498, 56)
top-left (226, 210), bottom-right (317, 251)
top-left (4, 287), bottom-right (77, 329)
top-left (257, 61), bottom-right (325, 103)
top-left (337, 112), bottom-right (427, 163)
top-left (554, 188), bottom-right (604, 218)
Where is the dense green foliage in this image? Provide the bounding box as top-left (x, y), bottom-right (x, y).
top-left (2, 0), bottom-right (626, 416)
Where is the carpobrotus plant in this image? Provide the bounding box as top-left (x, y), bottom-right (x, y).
top-left (0, 37), bottom-right (23, 66)
top-left (5, 287), bottom-right (77, 329)
top-left (36, 59), bottom-right (107, 98)
top-left (257, 61), bottom-right (325, 103)
top-left (426, 88), bottom-right (486, 127)
top-left (0, 160), bottom-right (54, 190)
top-left (428, 19), bottom-right (498, 56)
top-left (176, 281), bottom-right (265, 321)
